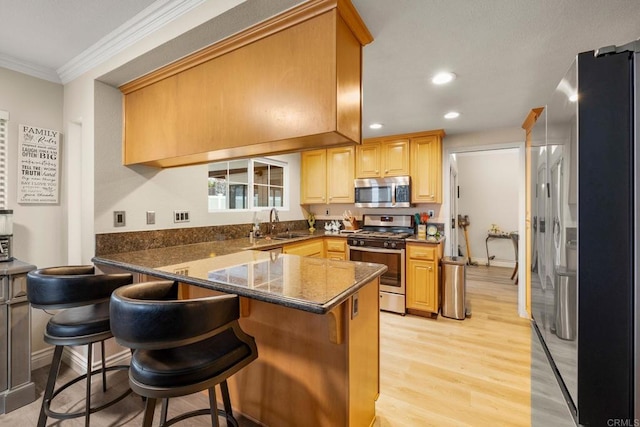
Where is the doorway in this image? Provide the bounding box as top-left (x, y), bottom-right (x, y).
top-left (444, 144), bottom-right (527, 317)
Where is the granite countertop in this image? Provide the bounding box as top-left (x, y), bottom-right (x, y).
top-left (405, 235), bottom-right (446, 244)
top-left (93, 238), bottom-right (387, 314)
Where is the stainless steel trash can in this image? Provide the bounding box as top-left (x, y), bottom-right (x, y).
top-left (441, 256), bottom-right (468, 320)
top-left (554, 267), bottom-right (577, 340)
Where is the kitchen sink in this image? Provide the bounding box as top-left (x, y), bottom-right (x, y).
top-left (273, 231), bottom-right (309, 240)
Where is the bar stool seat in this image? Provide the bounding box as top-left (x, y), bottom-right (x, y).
top-left (46, 301), bottom-right (111, 340)
top-left (26, 265), bottom-right (133, 427)
top-left (110, 280), bottom-right (258, 427)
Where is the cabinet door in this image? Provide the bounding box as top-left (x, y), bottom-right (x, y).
top-left (356, 142), bottom-right (381, 178)
top-left (327, 146), bottom-right (355, 203)
top-left (411, 135), bottom-right (442, 203)
top-left (325, 238), bottom-right (347, 260)
top-left (301, 150), bottom-right (327, 204)
top-left (382, 139), bottom-right (410, 176)
top-left (406, 258), bottom-right (438, 313)
top-left (123, 76), bottom-right (179, 165)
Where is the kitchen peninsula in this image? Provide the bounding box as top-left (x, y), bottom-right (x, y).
top-left (93, 242), bottom-right (386, 426)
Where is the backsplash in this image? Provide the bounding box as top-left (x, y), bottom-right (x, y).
top-left (95, 220), bottom-right (308, 255)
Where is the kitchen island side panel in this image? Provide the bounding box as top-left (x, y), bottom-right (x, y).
top-left (227, 278), bottom-right (380, 427)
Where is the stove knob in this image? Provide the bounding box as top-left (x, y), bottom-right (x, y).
top-left (359, 240), bottom-right (365, 246)
top-left (383, 241), bottom-right (389, 248)
top-left (391, 242), bottom-right (397, 249)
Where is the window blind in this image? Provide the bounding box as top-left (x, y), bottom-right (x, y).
top-left (0, 111), bottom-right (7, 209)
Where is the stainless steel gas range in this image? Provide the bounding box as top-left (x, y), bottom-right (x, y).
top-left (347, 214), bottom-right (414, 314)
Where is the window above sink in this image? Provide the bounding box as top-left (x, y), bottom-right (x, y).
top-left (208, 157), bottom-right (289, 212)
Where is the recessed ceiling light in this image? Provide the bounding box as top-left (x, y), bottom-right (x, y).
top-left (569, 93), bottom-right (578, 102)
top-left (369, 123), bottom-right (383, 129)
top-left (444, 111), bottom-right (460, 119)
top-left (432, 72), bottom-right (456, 85)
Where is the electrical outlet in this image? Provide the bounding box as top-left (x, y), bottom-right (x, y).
top-left (173, 210), bottom-right (190, 223)
top-left (427, 209), bottom-right (435, 218)
top-left (146, 211), bottom-right (155, 225)
top-left (114, 211), bottom-right (125, 227)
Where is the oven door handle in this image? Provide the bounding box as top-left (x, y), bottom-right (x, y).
top-left (348, 245), bottom-right (404, 254)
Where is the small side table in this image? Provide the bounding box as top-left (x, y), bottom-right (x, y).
top-left (0, 259), bottom-right (37, 414)
top-left (485, 232), bottom-right (518, 284)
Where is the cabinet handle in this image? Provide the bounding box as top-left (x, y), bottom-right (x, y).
top-left (385, 170), bottom-right (388, 173)
top-left (375, 170), bottom-right (379, 173)
top-left (428, 267), bottom-right (433, 271)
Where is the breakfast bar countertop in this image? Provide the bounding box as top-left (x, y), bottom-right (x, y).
top-left (92, 241), bottom-right (387, 314)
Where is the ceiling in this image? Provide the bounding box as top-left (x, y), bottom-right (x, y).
top-left (1, 0), bottom-right (639, 138)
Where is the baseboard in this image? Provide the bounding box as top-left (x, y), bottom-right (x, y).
top-left (31, 347), bottom-right (55, 371)
top-left (471, 258), bottom-right (515, 269)
top-left (31, 346), bottom-right (131, 374)
top-left (64, 348), bottom-right (132, 375)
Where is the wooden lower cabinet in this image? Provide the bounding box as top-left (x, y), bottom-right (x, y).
top-left (283, 239), bottom-right (324, 257)
top-left (324, 238), bottom-right (348, 260)
top-left (406, 242), bottom-right (442, 317)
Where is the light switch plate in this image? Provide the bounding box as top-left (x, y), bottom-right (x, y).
top-left (114, 211), bottom-right (126, 227)
top-left (173, 210), bottom-right (190, 223)
top-left (146, 211), bottom-right (155, 225)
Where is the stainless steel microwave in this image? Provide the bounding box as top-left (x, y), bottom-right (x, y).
top-left (354, 176), bottom-right (412, 208)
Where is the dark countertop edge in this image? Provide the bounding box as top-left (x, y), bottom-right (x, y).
top-left (92, 256), bottom-right (387, 315)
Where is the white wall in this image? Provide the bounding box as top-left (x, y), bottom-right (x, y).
top-left (0, 66), bottom-right (65, 355)
top-left (456, 149), bottom-right (519, 266)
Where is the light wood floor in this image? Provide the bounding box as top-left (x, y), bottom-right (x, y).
top-left (374, 265), bottom-right (532, 427)
top-left (2, 266), bottom-right (547, 426)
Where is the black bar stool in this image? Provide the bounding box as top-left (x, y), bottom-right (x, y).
top-left (110, 280), bottom-right (258, 427)
top-left (26, 265), bottom-right (134, 427)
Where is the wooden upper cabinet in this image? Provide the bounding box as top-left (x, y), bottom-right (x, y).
top-left (355, 142), bottom-right (381, 177)
top-left (301, 150), bottom-right (327, 205)
top-left (123, 77), bottom-right (179, 164)
top-left (382, 139), bottom-right (410, 176)
top-left (120, 1), bottom-right (372, 167)
top-left (411, 133), bottom-right (444, 204)
top-left (327, 146), bottom-right (355, 203)
top-left (301, 146), bottom-right (355, 204)
top-left (356, 139), bottom-right (409, 178)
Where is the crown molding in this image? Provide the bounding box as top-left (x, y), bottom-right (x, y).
top-left (58, 0), bottom-right (210, 84)
top-left (0, 53), bottom-right (61, 84)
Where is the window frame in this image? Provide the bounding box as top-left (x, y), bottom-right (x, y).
top-left (207, 157), bottom-right (289, 212)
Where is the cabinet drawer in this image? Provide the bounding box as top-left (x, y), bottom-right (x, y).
top-left (325, 239), bottom-right (346, 253)
top-left (10, 274), bottom-right (28, 301)
top-left (407, 245), bottom-right (436, 261)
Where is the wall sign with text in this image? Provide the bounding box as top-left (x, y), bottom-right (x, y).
top-left (18, 124), bottom-right (60, 204)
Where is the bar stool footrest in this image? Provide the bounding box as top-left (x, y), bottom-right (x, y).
top-left (44, 364), bottom-right (132, 421)
top-left (162, 408), bottom-right (239, 427)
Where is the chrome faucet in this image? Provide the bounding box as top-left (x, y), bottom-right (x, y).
top-left (269, 208), bottom-right (279, 235)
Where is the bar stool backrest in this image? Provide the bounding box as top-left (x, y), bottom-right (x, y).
top-left (110, 281), bottom-right (241, 350)
top-left (27, 265), bottom-right (133, 309)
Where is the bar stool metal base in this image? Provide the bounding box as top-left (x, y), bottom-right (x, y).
top-left (141, 380), bottom-right (238, 427)
top-left (38, 342), bottom-right (133, 427)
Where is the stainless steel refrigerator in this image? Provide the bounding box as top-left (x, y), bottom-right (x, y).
top-left (530, 40), bottom-right (639, 426)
